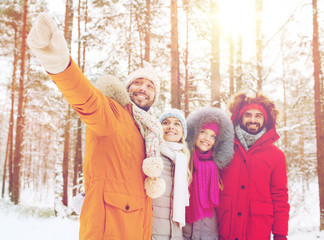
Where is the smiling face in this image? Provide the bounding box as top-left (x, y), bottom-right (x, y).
top-left (195, 128), bottom-right (217, 153)
top-left (128, 78), bottom-right (156, 111)
top-left (240, 108), bottom-right (265, 134)
top-left (161, 117), bottom-right (184, 143)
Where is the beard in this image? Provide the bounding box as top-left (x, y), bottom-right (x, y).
top-left (129, 92), bottom-right (153, 111)
top-left (240, 121), bottom-right (265, 134)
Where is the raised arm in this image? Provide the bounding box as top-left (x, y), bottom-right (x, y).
top-left (27, 13), bottom-right (120, 136)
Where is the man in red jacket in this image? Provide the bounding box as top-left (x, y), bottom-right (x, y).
top-left (216, 90), bottom-right (290, 240)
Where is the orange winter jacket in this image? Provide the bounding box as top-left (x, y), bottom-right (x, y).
top-left (49, 59), bottom-right (152, 240)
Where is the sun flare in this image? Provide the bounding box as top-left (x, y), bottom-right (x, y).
top-left (216, 0), bottom-right (255, 36)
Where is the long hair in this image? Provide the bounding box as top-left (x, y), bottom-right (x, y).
top-left (179, 137), bottom-right (192, 185)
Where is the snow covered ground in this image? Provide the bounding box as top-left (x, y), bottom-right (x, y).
top-left (1, 179), bottom-right (324, 240)
top-left (1, 204), bottom-right (323, 240)
top-left (0, 201), bottom-right (79, 240)
top-left (1, 206), bottom-right (323, 240)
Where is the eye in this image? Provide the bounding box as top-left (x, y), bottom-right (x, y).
top-left (212, 135), bottom-right (217, 139)
top-left (175, 122), bottom-right (181, 126)
top-left (133, 80), bottom-right (141, 85)
top-left (161, 121), bottom-right (169, 125)
top-left (147, 83), bottom-right (154, 90)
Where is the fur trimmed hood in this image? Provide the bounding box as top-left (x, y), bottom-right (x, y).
top-left (94, 74), bottom-right (131, 106)
top-left (186, 107), bottom-right (234, 169)
top-left (229, 90), bottom-right (279, 130)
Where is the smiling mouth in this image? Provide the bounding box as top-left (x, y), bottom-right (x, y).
top-left (247, 123), bottom-right (259, 128)
top-left (165, 132), bottom-right (176, 135)
top-left (200, 141), bottom-right (210, 146)
top-left (134, 93), bottom-right (148, 99)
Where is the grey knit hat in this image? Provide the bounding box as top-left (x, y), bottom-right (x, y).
top-left (159, 108), bottom-right (187, 139)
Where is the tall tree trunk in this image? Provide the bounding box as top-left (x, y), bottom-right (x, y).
top-left (281, 51), bottom-right (288, 149)
top-left (3, 25), bottom-right (18, 198)
top-left (229, 33), bottom-right (234, 96)
top-left (127, 3), bottom-right (133, 72)
top-left (42, 125), bottom-right (49, 186)
top-left (282, 80), bottom-right (288, 149)
top-left (236, 33), bottom-right (243, 91)
top-left (144, 0), bottom-right (151, 62)
top-left (82, 0), bottom-right (88, 73)
top-left (2, 133), bottom-right (10, 198)
top-left (11, 0), bottom-right (28, 204)
top-left (184, 1), bottom-right (189, 117)
top-left (255, 0), bottom-right (263, 91)
top-left (170, 0), bottom-right (181, 108)
top-left (64, 0), bottom-right (74, 50)
top-left (62, 106), bottom-right (71, 206)
top-left (73, 118), bottom-right (83, 196)
top-left (135, 13), bottom-right (144, 64)
top-left (61, 0), bottom-right (74, 207)
top-left (73, 0), bottom-right (85, 196)
top-left (312, 0), bottom-right (324, 230)
top-left (210, 0), bottom-right (221, 107)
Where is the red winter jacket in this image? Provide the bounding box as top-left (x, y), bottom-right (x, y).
top-left (216, 127), bottom-right (290, 240)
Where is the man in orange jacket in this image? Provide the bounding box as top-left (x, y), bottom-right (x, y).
top-left (27, 13), bottom-right (165, 240)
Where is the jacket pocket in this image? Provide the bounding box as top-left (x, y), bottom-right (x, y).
top-left (216, 195), bottom-right (232, 239)
top-left (103, 192), bottom-right (145, 239)
top-left (250, 200), bottom-right (273, 215)
top-left (248, 200), bottom-right (274, 238)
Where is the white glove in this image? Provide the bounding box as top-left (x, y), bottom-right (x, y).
top-left (27, 13), bottom-right (69, 74)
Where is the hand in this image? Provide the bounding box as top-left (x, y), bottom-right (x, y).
top-left (27, 13), bottom-right (69, 74)
top-left (273, 234), bottom-right (287, 240)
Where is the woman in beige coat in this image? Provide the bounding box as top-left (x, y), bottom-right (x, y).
top-left (152, 109), bottom-right (191, 239)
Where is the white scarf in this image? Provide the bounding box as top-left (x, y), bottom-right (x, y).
top-left (160, 141), bottom-right (189, 228)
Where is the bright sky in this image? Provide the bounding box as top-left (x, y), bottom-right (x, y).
top-left (0, 0), bottom-right (321, 106)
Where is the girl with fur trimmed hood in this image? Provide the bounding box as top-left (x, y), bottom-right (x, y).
top-left (152, 109), bottom-right (191, 239)
top-left (183, 107), bottom-right (234, 240)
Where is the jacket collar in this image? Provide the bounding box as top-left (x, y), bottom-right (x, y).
top-left (235, 127), bottom-right (279, 151)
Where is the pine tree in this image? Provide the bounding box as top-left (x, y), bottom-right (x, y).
top-left (12, 0), bottom-right (28, 204)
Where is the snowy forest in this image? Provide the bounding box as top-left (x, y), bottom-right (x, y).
top-left (0, 0), bottom-right (323, 239)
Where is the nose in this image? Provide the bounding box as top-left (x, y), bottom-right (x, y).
top-left (203, 135), bottom-right (211, 142)
top-left (249, 115), bottom-right (256, 122)
top-left (138, 84), bottom-right (148, 93)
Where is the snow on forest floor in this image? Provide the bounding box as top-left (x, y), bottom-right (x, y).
top-left (0, 178), bottom-right (324, 240)
top-left (0, 201), bottom-right (79, 240)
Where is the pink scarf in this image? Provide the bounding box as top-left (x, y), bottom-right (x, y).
top-left (186, 147), bottom-right (219, 223)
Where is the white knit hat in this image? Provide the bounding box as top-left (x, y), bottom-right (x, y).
top-left (126, 61), bottom-right (160, 105)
